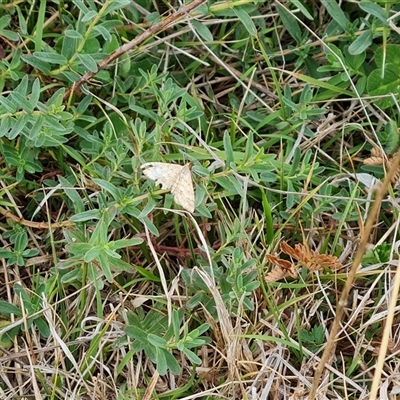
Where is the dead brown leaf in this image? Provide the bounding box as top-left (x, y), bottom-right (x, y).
top-left (363, 148), bottom-right (400, 187)
top-left (265, 254), bottom-right (298, 282)
top-left (280, 241), bottom-right (342, 271)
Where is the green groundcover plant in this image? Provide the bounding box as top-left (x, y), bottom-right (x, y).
top-left (1, 1), bottom-right (400, 399)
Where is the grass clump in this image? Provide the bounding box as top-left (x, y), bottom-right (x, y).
top-left (1, 1), bottom-right (400, 399)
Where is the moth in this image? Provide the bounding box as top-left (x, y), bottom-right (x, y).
top-left (141, 162), bottom-right (195, 213)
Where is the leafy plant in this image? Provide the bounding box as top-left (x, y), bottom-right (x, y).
top-left (60, 207), bottom-right (143, 284)
top-left (0, 225), bottom-right (39, 266)
top-left (299, 325), bottom-right (325, 353)
top-left (125, 308), bottom-right (210, 375)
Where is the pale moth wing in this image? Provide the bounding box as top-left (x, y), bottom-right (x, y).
top-left (141, 162), bottom-right (195, 213)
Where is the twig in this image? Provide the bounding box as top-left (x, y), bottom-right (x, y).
top-left (0, 206), bottom-right (73, 229)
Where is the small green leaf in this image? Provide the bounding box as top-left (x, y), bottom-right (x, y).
top-left (10, 92), bottom-right (35, 113)
top-left (290, 0), bottom-right (313, 20)
top-left (7, 115), bottom-right (29, 139)
top-left (21, 55), bottom-right (51, 74)
top-left (77, 53), bottom-right (98, 72)
top-left (33, 52), bottom-right (68, 65)
top-left (93, 25), bottom-right (112, 41)
top-left (223, 131), bottom-right (234, 168)
top-left (0, 300), bottom-right (22, 316)
top-left (65, 30), bottom-right (83, 40)
top-left (191, 20), bottom-right (213, 42)
top-left (112, 238), bottom-right (144, 250)
top-left (320, 0), bottom-right (350, 31)
top-left (0, 29), bottom-right (19, 41)
top-left (148, 334), bottom-right (168, 348)
top-left (367, 63), bottom-right (399, 109)
top-left (359, 1), bottom-right (389, 26)
top-left (69, 209), bottom-right (102, 222)
top-left (182, 347), bottom-right (202, 364)
top-left (81, 10), bottom-right (97, 22)
top-left (233, 7), bottom-right (257, 36)
top-left (276, 3), bottom-right (302, 43)
top-left (84, 246), bottom-right (101, 262)
top-left (348, 31), bottom-right (373, 55)
top-left (103, 0), bottom-right (131, 16)
top-left (0, 15), bottom-right (11, 30)
top-left (92, 179), bottom-right (121, 199)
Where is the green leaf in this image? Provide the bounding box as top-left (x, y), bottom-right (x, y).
top-left (0, 15), bottom-right (19, 40)
top-left (155, 348), bottom-right (168, 375)
top-left (30, 78), bottom-right (41, 106)
top-left (0, 29), bottom-right (19, 41)
top-left (84, 246), bottom-right (101, 262)
top-left (359, 1), bottom-right (389, 26)
top-left (33, 52), bottom-right (68, 65)
top-left (0, 15), bottom-right (11, 30)
top-left (0, 300), bottom-right (22, 316)
top-left (69, 209), bottom-right (102, 222)
top-left (103, 0), bottom-right (131, 16)
top-left (375, 44), bottom-right (400, 69)
top-left (320, 0), bottom-right (350, 31)
top-left (65, 30), bottom-right (83, 40)
top-left (162, 349), bottom-right (181, 374)
top-left (290, 0), bottom-right (313, 20)
top-left (148, 334), bottom-right (168, 348)
top-left (233, 7), bottom-right (257, 36)
top-left (7, 114), bottom-right (29, 139)
top-left (348, 31), bottom-right (373, 55)
top-left (182, 347), bottom-right (202, 364)
top-left (276, 3), bottom-right (302, 43)
top-left (0, 95), bottom-right (16, 113)
top-left (16, 6), bottom-right (27, 34)
top-left (81, 10), bottom-right (97, 22)
top-left (134, 264), bottom-right (160, 281)
top-left (128, 97), bottom-right (163, 123)
top-left (243, 131), bottom-right (254, 164)
top-left (93, 25), bottom-right (112, 41)
top-left (77, 53), bottom-right (98, 72)
top-left (111, 238), bottom-right (144, 250)
top-left (58, 177), bottom-right (85, 213)
top-left (367, 63), bottom-right (399, 109)
top-left (92, 179), bottom-right (121, 199)
top-left (10, 92), bottom-right (35, 113)
top-left (34, 317), bottom-right (50, 338)
top-left (21, 55), bottom-right (51, 74)
top-left (223, 131), bottom-right (234, 168)
top-left (67, 243), bottom-right (93, 257)
top-left (72, 0), bottom-right (90, 14)
top-left (190, 20), bottom-right (213, 42)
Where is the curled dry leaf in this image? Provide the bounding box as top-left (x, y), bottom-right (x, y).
top-left (363, 156), bottom-right (384, 166)
top-left (266, 254), bottom-right (293, 270)
top-left (280, 241), bottom-right (342, 271)
top-left (265, 242), bottom-right (342, 283)
top-left (363, 148), bottom-right (400, 187)
top-left (265, 254), bottom-right (298, 282)
top-left (264, 267), bottom-right (291, 283)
